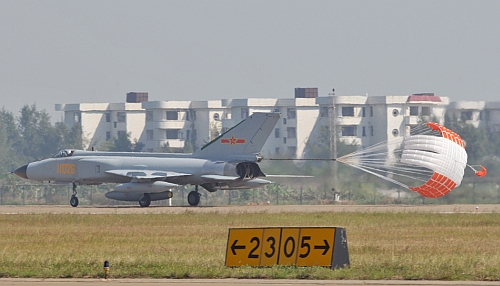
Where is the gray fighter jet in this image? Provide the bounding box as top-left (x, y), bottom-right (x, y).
top-left (13, 112), bottom-right (280, 207)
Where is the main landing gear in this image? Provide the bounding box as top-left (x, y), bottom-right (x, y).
top-left (187, 185), bottom-right (201, 207)
top-left (70, 182), bottom-right (79, 207)
top-left (139, 193), bottom-right (151, 207)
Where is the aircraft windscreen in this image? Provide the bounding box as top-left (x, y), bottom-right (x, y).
top-left (53, 150), bottom-right (74, 158)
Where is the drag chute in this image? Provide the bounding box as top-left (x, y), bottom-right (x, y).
top-left (337, 122), bottom-right (486, 198)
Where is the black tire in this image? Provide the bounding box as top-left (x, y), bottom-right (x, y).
top-left (187, 191), bottom-right (200, 206)
top-left (70, 195), bottom-right (79, 207)
top-left (139, 193), bottom-right (151, 207)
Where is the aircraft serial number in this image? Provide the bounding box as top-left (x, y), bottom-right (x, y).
top-left (57, 163), bottom-right (75, 174)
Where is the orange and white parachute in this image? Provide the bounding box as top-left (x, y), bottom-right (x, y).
top-left (337, 122), bottom-right (486, 198)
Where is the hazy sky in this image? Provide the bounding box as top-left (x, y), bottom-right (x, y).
top-left (1, 0), bottom-right (499, 120)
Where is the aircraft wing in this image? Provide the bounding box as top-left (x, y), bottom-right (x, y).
top-left (201, 175), bottom-right (240, 181)
top-left (106, 170), bottom-right (191, 182)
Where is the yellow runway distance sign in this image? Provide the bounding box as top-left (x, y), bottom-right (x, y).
top-left (225, 227), bottom-right (349, 269)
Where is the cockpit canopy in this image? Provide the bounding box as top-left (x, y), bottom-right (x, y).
top-left (53, 149), bottom-right (74, 158)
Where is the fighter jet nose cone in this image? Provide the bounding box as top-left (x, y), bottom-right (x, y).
top-left (13, 164), bottom-right (28, 179)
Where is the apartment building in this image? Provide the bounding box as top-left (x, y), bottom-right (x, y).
top-left (59, 90), bottom-right (498, 159)
top-left (141, 100), bottom-right (227, 152)
top-left (54, 101), bottom-right (145, 150)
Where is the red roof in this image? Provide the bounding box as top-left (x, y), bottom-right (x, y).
top-left (407, 95), bottom-right (442, 103)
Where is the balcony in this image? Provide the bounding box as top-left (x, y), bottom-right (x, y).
top-left (154, 121), bottom-right (189, 129)
top-left (336, 116), bottom-right (362, 126)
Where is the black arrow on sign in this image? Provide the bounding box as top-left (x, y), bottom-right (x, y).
top-left (231, 240), bottom-right (246, 255)
top-left (314, 239), bottom-right (330, 255)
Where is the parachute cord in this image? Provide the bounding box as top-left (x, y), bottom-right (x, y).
top-left (337, 160), bottom-right (410, 189)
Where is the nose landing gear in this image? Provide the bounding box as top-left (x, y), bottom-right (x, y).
top-left (70, 182), bottom-right (79, 207)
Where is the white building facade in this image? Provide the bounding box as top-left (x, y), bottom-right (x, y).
top-left (57, 91), bottom-right (500, 159)
top-left (55, 102), bottom-right (145, 149)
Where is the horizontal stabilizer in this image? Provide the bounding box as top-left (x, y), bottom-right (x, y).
top-left (266, 175), bottom-right (314, 178)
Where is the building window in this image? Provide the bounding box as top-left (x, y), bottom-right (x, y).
top-left (392, 129), bottom-right (399, 137)
top-left (275, 128), bottom-right (280, 138)
top-left (166, 111), bottom-right (178, 120)
top-left (241, 108), bottom-right (249, 119)
top-left (421, 107), bottom-right (430, 116)
top-left (105, 113), bottom-right (110, 122)
top-left (95, 165), bottom-right (101, 173)
top-left (410, 106), bottom-right (419, 116)
top-left (166, 129), bottom-right (180, 139)
top-left (370, 106), bottom-right (373, 117)
top-left (275, 147), bottom-right (280, 155)
top-left (274, 108), bottom-right (280, 113)
top-left (117, 112), bottom-right (126, 123)
top-left (283, 118), bottom-right (287, 125)
top-left (287, 127), bottom-right (296, 138)
top-left (287, 108), bottom-right (296, 119)
top-left (74, 112), bottom-right (81, 123)
top-left (283, 137), bottom-right (287, 144)
top-left (342, 107), bottom-right (354, 117)
top-left (370, 126), bottom-right (374, 136)
top-left (392, 109), bottom-right (399, 117)
top-left (362, 107), bottom-right (366, 117)
top-left (213, 113), bottom-right (220, 121)
top-left (113, 122), bottom-right (117, 128)
top-left (287, 146), bottom-right (297, 156)
top-left (147, 130), bottom-right (154, 140)
top-left (341, 126), bottom-right (357, 136)
top-left (106, 131), bottom-right (111, 141)
top-left (461, 111), bottom-right (473, 120)
top-left (362, 126), bottom-right (366, 137)
top-left (146, 111), bottom-right (153, 121)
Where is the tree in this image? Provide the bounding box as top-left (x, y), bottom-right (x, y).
top-left (109, 132), bottom-right (133, 152)
top-left (0, 109), bottom-right (21, 170)
top-left (17, 104), bottom-right (62, 160)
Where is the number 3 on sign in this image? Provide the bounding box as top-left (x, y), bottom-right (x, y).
top-left (260, 228), bottom-right (281, 266)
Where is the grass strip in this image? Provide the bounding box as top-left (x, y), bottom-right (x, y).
top-left (0, 211), bottom-right (499, 280)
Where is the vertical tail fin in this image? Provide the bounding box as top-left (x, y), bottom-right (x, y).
top-left (194, 113), bottom-right (280, 159)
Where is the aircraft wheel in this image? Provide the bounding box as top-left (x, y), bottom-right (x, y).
top-left (70, 195), bottom-right (79, 207)
top-left (139, 193), bottom-right (151, 207)
top-left (187, 191), bottom-right (200, 206)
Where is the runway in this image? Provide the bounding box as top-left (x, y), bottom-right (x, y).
top-left (0, 204), bottom-right (499, 214)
